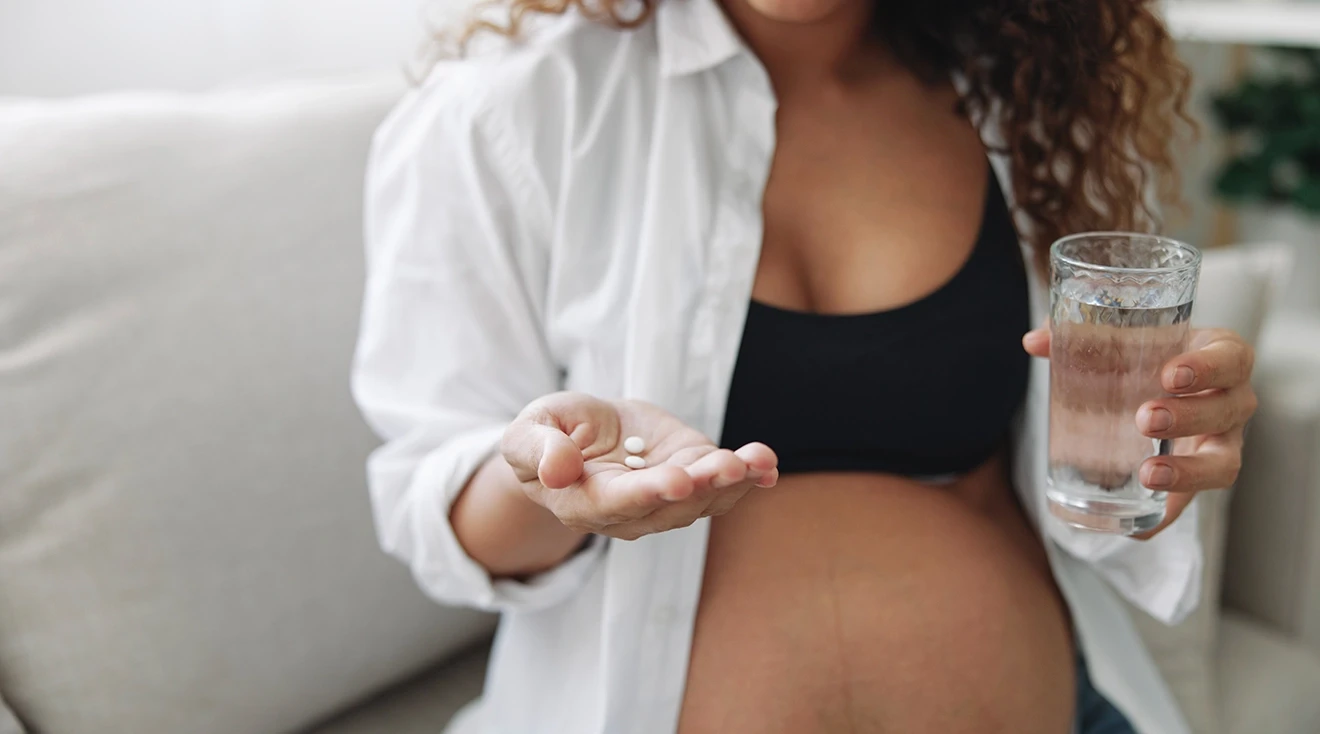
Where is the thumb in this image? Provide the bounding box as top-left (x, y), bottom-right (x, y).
top-left (501, 420), bottom-right (584, 489)
top-left (1022, 326), bottom-right (1051, 359)
top-left (501, 392), bottom-right (617, 488)
top-left (534, 427), bottom-right (585, 489)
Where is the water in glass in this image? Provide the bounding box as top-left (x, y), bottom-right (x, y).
top-left (1045, 234), bottom-right (1200, 534)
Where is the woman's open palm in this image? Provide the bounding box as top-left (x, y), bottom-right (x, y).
top-left (501, 392), bottom-right (778, 540)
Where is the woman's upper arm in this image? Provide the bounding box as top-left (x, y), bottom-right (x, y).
top-left (350, 81), bottom-right (589, 610)
top-left (355, 84), bottom-right (558, 438)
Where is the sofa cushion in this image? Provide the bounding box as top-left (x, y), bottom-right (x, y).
top-left (1124, 243), bottom-right (1290, 734)
top-left (0, 693), bottom-right (20, 734)
top-left (0, 77), bottom-right (493, 734)
top-left (304, 642), bottom-right (488, 734)
top-left (1218, 611), bottom-right (1320, 734)
top-left (1223, 312), bottom-right (1320, 655)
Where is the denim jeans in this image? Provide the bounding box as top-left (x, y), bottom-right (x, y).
top-left (1076, 653), bottom-right (1136, 734)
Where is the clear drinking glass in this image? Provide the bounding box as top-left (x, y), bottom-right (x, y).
top-left (1046, 232), bottom-right (1201, 535)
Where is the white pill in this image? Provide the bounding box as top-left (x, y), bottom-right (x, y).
top-left (623, 436), bottom-right (646, 454)
top-left (624, 455), bottom-right (647, 470)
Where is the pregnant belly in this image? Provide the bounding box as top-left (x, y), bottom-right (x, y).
top-left (679, 465), bottom-right (1075, 734)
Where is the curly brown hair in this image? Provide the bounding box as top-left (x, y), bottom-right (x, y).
top-left (440, 0), bottom-right (1193, 271)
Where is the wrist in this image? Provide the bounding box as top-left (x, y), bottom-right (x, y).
top-left (453, 453), bottom-right (588, 578)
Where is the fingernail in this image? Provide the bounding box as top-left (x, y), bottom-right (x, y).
top-left (1144, 407), bottom-right (1173, 433)
top-left (662, 483), bottom-right (692, 502)
top-left (1170, 366), bottom-right (1195, 390)
top-left (1146, 464), bottom-right (1175, 488)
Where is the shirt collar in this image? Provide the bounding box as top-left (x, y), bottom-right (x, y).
top-left (655, 0), bottom-right (747, 77)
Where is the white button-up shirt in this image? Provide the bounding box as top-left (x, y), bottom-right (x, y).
top-left (352, 0), bottom-right (1202, 731)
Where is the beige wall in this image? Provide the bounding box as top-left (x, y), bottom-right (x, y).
top-left (0, 0), bottom-right (465, 96)
top-left (1171, 42), bottom-right (1244, 250)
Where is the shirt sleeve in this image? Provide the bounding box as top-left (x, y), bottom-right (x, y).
top-left (352, 82), bottom-right (606, 613)
top-left (1046, 497), bottom-right (1203, 625)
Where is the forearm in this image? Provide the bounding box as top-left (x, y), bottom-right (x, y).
top-left (450, 453), bottom-right (588, 578)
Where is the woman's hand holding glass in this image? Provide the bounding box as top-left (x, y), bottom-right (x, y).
top-left (1025, 326), bottom-right (1257, 538)
top-left (501, 392), bottom-right (779, 541)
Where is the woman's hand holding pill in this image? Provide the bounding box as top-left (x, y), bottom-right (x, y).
top-left (501, 392), bottom-right (778, 540)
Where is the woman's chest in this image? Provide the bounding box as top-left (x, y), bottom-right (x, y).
top-left (540, 72), bottom-right (1043, 443)
top-left (753, 78), bottom-right (991, 315)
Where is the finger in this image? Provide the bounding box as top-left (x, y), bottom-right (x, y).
top-left (583, 464), bottom-right (694, 522)
top-left (685, 448), bottom-right (749, 492)
top-left (1132, 491), bottom-right (1195, 541)
top-left (701, 484), bottom-right (755, 517)
top-left (1136, 384), bottom-right (1257, 439)
top-left (605, 502), bottom-right (704, 541)
top-left (605, 470), bottom-right (764, 539)
top-left (502, 422), bottom-right (583, 488)
top-left (1162, 329), bottom-right (1255, 394)
top-left (732, 443), bottom-right (778, 488)
top-left (502, 392), bottom-right (617, 486)
top-left (533, 391), bottom-right (622, 455)
top-left (628, 497), bottom-right (716, 537)
top-left (1138, 433), bottom-right (1244, 493)
top-left (734, 442), bottom-right (778, 474)
top-left (1022, 328), bottom-right (1051, 359)
top-left (643, 480), bottom-right (755, 536)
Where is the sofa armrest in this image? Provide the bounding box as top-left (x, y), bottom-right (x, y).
top-left (1222, 313), bottom-right (1320, 655)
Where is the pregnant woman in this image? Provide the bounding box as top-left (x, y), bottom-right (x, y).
top-left (352, 0), bottom-right (1258, 731)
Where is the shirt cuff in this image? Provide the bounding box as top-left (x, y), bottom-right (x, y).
top-left (402, 423), bottom-right (608, 613)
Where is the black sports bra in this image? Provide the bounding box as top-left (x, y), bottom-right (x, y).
top-left (719, 170), bottom-right (1030, 478)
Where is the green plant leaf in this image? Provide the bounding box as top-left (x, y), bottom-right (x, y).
top-left (1265, 126), bottom-right (1313, 157)
top-left (1292, 179), bottom-right (1320, 214)
top-left (1213, 85), bottom-right (1269, 131)
top-left (1300, 90), bottom-right (1320, 124)
top-left (1210, 49), bottom-right (1320, 214)
top-left (1215, 158), bottom-right (1278, 203)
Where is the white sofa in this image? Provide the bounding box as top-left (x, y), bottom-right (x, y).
top-left (1, 76), bottom-right (1318, 734)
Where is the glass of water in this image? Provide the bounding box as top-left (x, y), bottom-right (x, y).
top-left (1046, 232), bottom-right (1201, 535)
